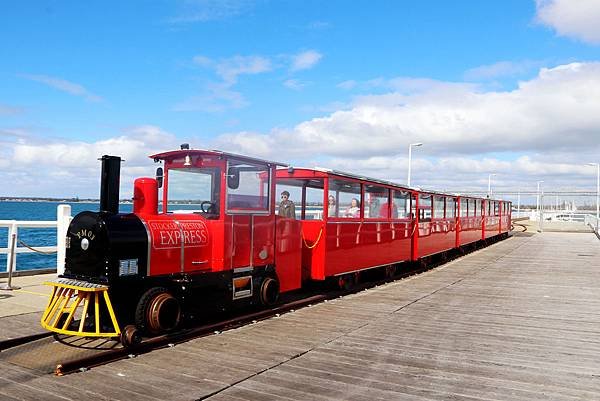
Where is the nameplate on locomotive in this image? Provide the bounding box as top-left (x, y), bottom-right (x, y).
top-left (147, 220), bottom-right (210, 249)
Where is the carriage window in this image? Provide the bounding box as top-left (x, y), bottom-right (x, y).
top-left (468, 199), bottom-right (475, 217)
top-left (276, 178), bottom-right (324, 220)
top-left (433, 196), bottom-right (445, 219)
top-left (226, 161), bottom-right (270, 213)
top-left (446, 197), bottom-right (456, 218)
top-left (393, 190), bottom-right (411, 219)
top-left (460, 199), bottom-right (468, 217)
top-left (364, 185), bottom-right (389, 219)
top-left (419, 194), bottom-right (432, 222)
top-left (166, 168), bottom-right (220, 217)
top-left (475, 199), bottom-right (481, 216)
top-left (494, 201), bottom-right (500, 216)
top-left (329, 179), bottom-right (361, 218)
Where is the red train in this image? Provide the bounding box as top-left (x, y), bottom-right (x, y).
top-left (41, 146), bottom-right (511, 344)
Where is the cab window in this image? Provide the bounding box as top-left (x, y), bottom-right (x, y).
top-left (226, 160), bottom-right (270, 213)
top-left (166, 167), bottom-right (220, 218)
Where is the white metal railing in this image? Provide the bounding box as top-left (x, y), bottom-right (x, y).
top-left (0, 204), bottom-right (72, 275)
top-left (585, 214), bottom-right (600, 236)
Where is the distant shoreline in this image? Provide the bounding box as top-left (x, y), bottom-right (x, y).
top-left (0, 198), bottom-right (132, 204)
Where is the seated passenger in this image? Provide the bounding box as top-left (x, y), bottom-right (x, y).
top-left (344, 198), bottom-right (360, 218)
top-left (278, 191), bottom-right (296, 219)
top-left (328, 195), bottom-right (337, 217)
top-left (368, 197), bottom-right (380, 218)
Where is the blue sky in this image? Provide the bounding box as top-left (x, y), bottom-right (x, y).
top-left (2, 0), bottom-right (600, 200)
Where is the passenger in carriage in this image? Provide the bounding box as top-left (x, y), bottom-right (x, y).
top-left (368, 197), bottom-right (380, 218)
top-left (344, 198), bottom-right (360, 218)
top-left (328, 195), bottom-right (337, 217)
top-left (278, 191), bottom-right (296, 219)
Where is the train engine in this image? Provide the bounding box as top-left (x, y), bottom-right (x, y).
top-left (41, 147), bottom-right (302, 345)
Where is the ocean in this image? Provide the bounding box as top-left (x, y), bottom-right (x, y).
top-left (0, 201), bottom-right (132, 271)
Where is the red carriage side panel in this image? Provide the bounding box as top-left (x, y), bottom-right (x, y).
top-left (300, 220), bottom-right (326, 280)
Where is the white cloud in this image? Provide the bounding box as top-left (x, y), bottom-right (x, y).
top-left (19, 74), bottom-right (103, 102)
top-left (536, 0), bottom-right (600, 44)
top-left (176, 54), bottom-right (271, 112)
top-left (214, 62), bottom-right (600, 192)
top-left (173, 82), bottom-right (248, 112)
top-left (283, 79), bottom-right (307, 91)
top-left (290, 50), bottom-right (323, 71)
top-left (337, 80), bottom-right (357, 90)
top-left (1, 126), bottom-right (177, 197)
top-left (193, 54), bottom-right (272, 84)
top-left (464, 60), bottom-right (543, 81)
top-left (243, 63), bottom-right (600, 157)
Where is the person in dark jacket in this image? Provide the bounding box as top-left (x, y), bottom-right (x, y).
top-left (278, 191), bottom-right (296, 219)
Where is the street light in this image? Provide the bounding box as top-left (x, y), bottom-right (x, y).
top-left (487, 173), bottom-right (497, 197)
top-left (536, 181), bottom-right (544, 212)
top-left (537, 180), bottom-right (544, 232)
top-left (407, 142), bottom-right (423, 187)
top-left (587, 163), bottom-right (600, 220)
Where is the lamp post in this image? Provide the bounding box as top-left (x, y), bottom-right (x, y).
top-left (536, 181), bottom-right (544, 214)
top-left (407, 142), bottom-right (423, 187)
top-left (487, 173), bottom-right (496, 197)
top-left (537, 180), bottom-right (544, 232)
top-left (587, 163), bottom-right (600, 220)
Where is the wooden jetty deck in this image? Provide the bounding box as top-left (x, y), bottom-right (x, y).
top-left (1, 231), bottom-right (600, 400)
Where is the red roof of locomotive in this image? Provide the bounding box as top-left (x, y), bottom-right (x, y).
top-left (150, 148), bottom-right (287, 167)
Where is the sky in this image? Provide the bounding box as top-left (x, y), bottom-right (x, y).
top-left (1, 0), bottom-right (600, 206)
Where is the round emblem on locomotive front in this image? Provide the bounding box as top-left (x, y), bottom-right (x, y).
top-left (81, 238), bottom-right (90, 251)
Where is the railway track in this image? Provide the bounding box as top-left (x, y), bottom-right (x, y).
top-left (0, 234), bottom-right (508, 376)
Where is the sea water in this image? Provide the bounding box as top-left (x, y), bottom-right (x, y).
top-left (0, 201), bottom-right (132, 271)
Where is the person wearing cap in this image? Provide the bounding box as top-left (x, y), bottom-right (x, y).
top-left (278, 190), bottom-right (296, 219)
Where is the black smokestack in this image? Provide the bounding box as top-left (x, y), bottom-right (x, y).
top-left (100, 155), bottom-right (121, 214)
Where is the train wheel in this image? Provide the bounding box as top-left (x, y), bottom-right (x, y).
top-left (120, 325), bottom-right (141, 348)
top-left (338, 273), bottom-right (357, 290)
top-left (259, 277), bottom-right (280, 306)
top-left (135, 287), bottom-right (181, 335)
top-left (384, 265), bottom-right (396, 279)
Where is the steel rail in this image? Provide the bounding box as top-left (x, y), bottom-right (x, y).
top-left (0, 332), bottom-right (54, 351)
top-left (55, 293), bottom-right (328, 375)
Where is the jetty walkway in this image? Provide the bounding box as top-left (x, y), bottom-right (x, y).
top-left (1, 230), bottom-right (600, 400)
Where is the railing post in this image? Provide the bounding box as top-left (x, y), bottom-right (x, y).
top-left (56, 204), bottom-right (72, 276)
top-left (5, 223), bottom-right (17, 273)
top-left (1, 223), bottom-right (20, 290)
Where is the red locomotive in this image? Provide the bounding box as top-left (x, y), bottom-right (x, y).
top-left (41, 146), bottom-right (511, 345)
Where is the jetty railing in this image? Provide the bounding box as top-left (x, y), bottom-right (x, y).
top-left (0, 205), bottom-right (72, 275)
